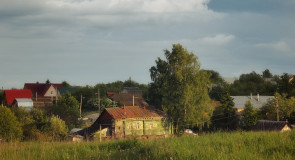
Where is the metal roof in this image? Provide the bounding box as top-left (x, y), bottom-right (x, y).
top-left (231, 96), bottom-right (274, 109)
top-left (105, 106), bottom-right (167, 120)
top-left (252, 120), bottom-right (292, 131)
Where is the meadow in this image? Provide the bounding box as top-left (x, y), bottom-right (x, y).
top-left (0, 130), bottom-right (294, 160)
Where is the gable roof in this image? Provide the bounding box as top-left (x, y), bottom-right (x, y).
top-left (104, 106), bottom-right (167, 120)
top-left (4, 89), bottom-right (32, 105)
top-left (252, 120), bottom-right (292, 131)
top-left (231, 95), bottom-right (274, 109)
top-left (24, 83), bottom-right (63, 97)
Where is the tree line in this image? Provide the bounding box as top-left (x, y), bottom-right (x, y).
top-left (1, 43), bottom-right (295, 141)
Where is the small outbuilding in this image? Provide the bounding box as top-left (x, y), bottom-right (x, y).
top-left (12, 98), bottom-right (34, 111)
top-left (252, 120), bottom-right (293, 132)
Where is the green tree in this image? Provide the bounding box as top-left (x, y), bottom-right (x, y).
top-left (148, 44), bottom-right (214, 129)
top-left (276, 73), bottom-right (295, 97)
top-left (211, 93), bottom-right (238, 130)
top-left (240, 101), bottom-right (258, 130)
top-left (44, 115), bottom-right (68, 141)
top-left (230, 71), bottom-right (276, 95)
top-left (62, 81), bottom-right (71, 88)
top-left (259, 93), bottom-right (295, 123)
top-left (52, 92), bottom-right (79, 127)
top-left (262, 69), bottom-right (273, 78)
top-left (0, 106), bottom-right (22, 141)
top-left (204, 70), bottom-right (229, 101)
top-left (12, 108), bottom-right (35, 140)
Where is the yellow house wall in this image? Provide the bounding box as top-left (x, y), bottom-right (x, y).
top-left (113, 117), bottom-right (172, 137)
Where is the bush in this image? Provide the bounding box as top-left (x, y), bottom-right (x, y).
top-left (0, 106), bottom-right (22, 141)
top-left (44, 115), bottom-right (68, 141)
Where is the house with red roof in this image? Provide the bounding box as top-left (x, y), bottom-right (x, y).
top-left (24, 82), bottom-right (63, 99)
top-left (3, 89), bottom-right (32, 106)
top-left (75, 106), bottom-right (173, 139)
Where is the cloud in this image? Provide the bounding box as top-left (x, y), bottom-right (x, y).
top-left (256, 41), bottom-right (290, 52)
top-left (200, 34), bottom-right (235, 46)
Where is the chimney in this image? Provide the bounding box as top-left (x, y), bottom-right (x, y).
top-left (144, 105), bottom-right (146, 110)
top-left (257, 93), bottom-right (260, 102)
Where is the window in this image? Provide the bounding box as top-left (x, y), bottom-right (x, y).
top-left (149, 123), bottom-right (153, 129)
top-left (136, 123), bottom-right (140, 129)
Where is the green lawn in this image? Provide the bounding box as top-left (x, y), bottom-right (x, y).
top-left (0, 130), bottom-right (294, 160)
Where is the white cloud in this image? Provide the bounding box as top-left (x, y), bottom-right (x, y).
top-left (256, 40), bottom-right (290, 52)
top-left (200, 34), bottom-right (235, 46)
top-left (46, 0), bottom-right (210, 13)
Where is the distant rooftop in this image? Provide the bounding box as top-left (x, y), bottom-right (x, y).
top-left (231, 94), bottom-right (274, 109)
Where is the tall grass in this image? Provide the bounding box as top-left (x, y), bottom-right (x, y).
top-left (0, 130), bottom-right (294, 160)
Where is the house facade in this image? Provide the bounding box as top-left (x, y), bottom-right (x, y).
top-left (76, 106), bottom-right (173, 139)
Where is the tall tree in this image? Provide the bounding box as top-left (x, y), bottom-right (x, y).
top-left (148, 44), bottom-right (213, 129)
top-left (211, 93), bottom-right (238, 130)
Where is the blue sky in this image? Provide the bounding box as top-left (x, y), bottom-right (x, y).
top-left (1, 0), bottom-right (294, 89)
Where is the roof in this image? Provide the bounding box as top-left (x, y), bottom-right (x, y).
top-left (4, 89), bottom-right (32, 105)
top-left (105, 106), bottom-right (167, 120)
top-left (107, 92), bottom-right (146, 106)
top-left (24, 83), bottom-right (63, 97)
top-left (231, 95), bottom-right (274, 109)
top-left (252, 120), bottom-right (292, 131)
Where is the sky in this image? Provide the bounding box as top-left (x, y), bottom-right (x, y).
top-left (1, 0), bottom-right (295, 89)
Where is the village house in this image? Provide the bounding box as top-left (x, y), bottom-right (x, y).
top-left (252, 120), bottom-right (293, 132)
top-left (24, 82), bottom-right (63, 107)
top-left (231, 93), bottom-right (274, 114)
top-left (2, 89), bottom-right (33, 110)
top-left (75, 106), bottom-right (173, 140)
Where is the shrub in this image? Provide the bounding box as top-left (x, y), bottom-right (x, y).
top-left (0, 106), bottom-right (22, 141)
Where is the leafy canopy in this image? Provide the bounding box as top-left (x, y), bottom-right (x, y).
top-left (148, 44), bottom-right (213, 129)
top-left (0, 106), bottom-right (22, 141)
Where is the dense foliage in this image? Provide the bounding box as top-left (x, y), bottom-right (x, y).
top-left (240, 101), bottom-right (258, 130)
top-left (259, 93), bottom-right (295, 123)
top-left (0, 106), bottom-right (22, 141)
top-left (211, 93), bottom-right (238, 130)
top-left (230, 70), bottom-right (276, 96)
top-left (148, 44), bottom-right (214, 129)
top-left (51, 92), bottom-right (80, 127)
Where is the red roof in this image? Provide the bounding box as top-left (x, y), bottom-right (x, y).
top-left (24, 83), bottom-right (63, 97)
top-left (5, 89), bottom-right (32, 105)
top-left (104, 106), bottom-right (166, 120)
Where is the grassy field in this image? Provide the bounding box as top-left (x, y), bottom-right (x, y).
top-left (0, 130), bottom-right (294, 160)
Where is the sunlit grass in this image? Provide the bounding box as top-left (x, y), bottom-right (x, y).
top-left (0, 130), bottom-right (294, 160)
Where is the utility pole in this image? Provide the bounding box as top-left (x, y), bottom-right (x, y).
top-left (97, 88), bottom-right (100, 115)
top-left (276, 96), bottom-right (279, 121)
top-left (1, 86), bottom-right (3, 107)
top-left (80, 94), bottom-right (83, 119)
